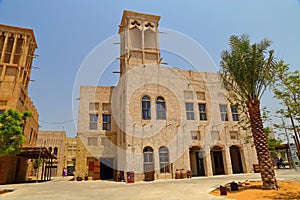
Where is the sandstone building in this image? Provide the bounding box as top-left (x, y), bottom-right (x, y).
top-left (36, 131), bottom-right (77, 177)
top-left (36, 131), bottom-right (66, 177)
top-left (65, 137), bottom-right (77, 175)
top-left (76, 10), bottom-right (258, 181)
top-left (0, 24), bottom-right (40, 184)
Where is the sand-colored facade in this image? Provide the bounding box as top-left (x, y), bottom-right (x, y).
top-left (35, 131), bottom-right (77, 177)
top-left (76, 86), bottom-right (118, 180)
top-left (65, 137), bottom-right (77, 175)
top-left (76, 10), bottom-right (258, 181)
top-left (0, 24), bottom-right (39, 148)
top-left (36, 131), bottom-right (66, 177)
top-left (0, 24), bottom-right (39, 184)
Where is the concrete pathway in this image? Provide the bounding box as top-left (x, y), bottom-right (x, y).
top-left (0, 169), bottom-right (299, 200)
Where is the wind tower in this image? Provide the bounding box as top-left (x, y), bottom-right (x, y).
top-left (118, 10), bottom-right (161, 75)
top-left (0, 24), bottom-right (38, 112)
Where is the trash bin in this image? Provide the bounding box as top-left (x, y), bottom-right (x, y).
top-left (220, 185), bottom-right (227, 195)
top-left (127, 171), bottom-right (134, 183)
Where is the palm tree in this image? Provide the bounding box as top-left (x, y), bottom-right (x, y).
top-left (219, 34), bottom-right (283, 190)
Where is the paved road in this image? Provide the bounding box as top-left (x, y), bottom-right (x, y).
top-left (1, 169), bottom-right (299, 200)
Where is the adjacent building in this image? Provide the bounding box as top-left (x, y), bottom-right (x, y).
top-left (0, 24), bottom-right (40, 184)
top-left (36, 131), bottom-right (77, 177)
top-left (76, 10), bottom-right (258, 181)
top-left (36, 131), bottom-right (66, 177)
top-left (0, 24), bottom-right (39, 148)
top-left (65, 137), bottom-right (77, 175)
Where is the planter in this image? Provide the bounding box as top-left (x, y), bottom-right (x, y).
top-left (175, 169), bottom-right (181, 179)
top-left (186, 170), bottom-right (192, 178)
top-left (180, 169), bottom-right (187, 179)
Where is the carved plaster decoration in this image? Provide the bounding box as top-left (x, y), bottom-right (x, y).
top-left (144, 21), bottom-right (155, 31)
top-left (129, 19), bottom-right (142, 30)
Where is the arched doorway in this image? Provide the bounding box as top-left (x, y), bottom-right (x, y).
top-left (211, 146), bottom-right (225, 175)
top-left (100, 158), bottom-right (114, 180)
top-left (230, 146), bottom-right (243, 173)
top-left (143, 146), bottom-right (154, 181)
top-left (189, 147), bottom-right (205, 176)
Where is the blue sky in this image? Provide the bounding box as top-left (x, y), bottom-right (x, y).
top-left (0, 0), bottom-right (299, 137)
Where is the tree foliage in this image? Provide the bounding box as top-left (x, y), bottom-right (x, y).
top-left (219, 34), bottom-right (283, 189)
top-left (219, 35), bottom-right (284, 131)
top-left (264, 126), bottom-right (285, 158)
top-left (273, 64), bottom-right (300, 137)
top-left (0, 109), bottom-right (32, 156)
top-left (33, 158), bottom-right (43, 169)
top-left (220, 34), bottom-right (283, 112)
top-left (261, 107), bottom-right (285, 157)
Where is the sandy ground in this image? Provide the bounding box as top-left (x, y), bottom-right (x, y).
top-left (210, 180), bottom-right (300, 200)
top-left (1, 169), bottom-right (300, 200)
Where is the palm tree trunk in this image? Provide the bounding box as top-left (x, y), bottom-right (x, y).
top-left (247, 98), bottom-right (278, 190)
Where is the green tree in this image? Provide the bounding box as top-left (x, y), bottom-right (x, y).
top-left (0, 109), bottom-right (32, 156)
top-left (264, 127), bottom-right (284, 159)
top-left (262, 107), bottom-right (285, 159)
top-left (219, 34), bottom-right (284, 189)
top-left (273, 65), bottom-right (300, 151)
top-left (33, 158), bottom-right (43, 169)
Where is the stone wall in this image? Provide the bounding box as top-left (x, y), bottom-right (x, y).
top-left (0, 155), bottom-right (28, 184)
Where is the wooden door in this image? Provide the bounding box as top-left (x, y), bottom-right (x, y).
top-left (213, 151), bottom-right (224, 175)
top-left (143, 147), bottom-right (154, 181)
top-left (144, 164), bottom-right (154, 181)
top-left (196, 152), bottom-right (205, 176)
top-left (94, 160), bottom-right (100, 180)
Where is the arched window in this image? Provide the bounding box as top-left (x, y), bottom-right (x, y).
top-left (142, 96), bottom-right (151, 120)
top-left (159, 146), bottom-right (170, 173)
top-left (143, 147), bottom-right (154, 163)
top-left (49, 147), bottom-right (52, 152)
top-left (54, 147), bottom-right (58, 156)
top-left (156, 96), bottom-right (166, 120)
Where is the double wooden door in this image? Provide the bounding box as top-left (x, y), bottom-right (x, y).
top-left (212, 151), bottom-right (225, 175)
